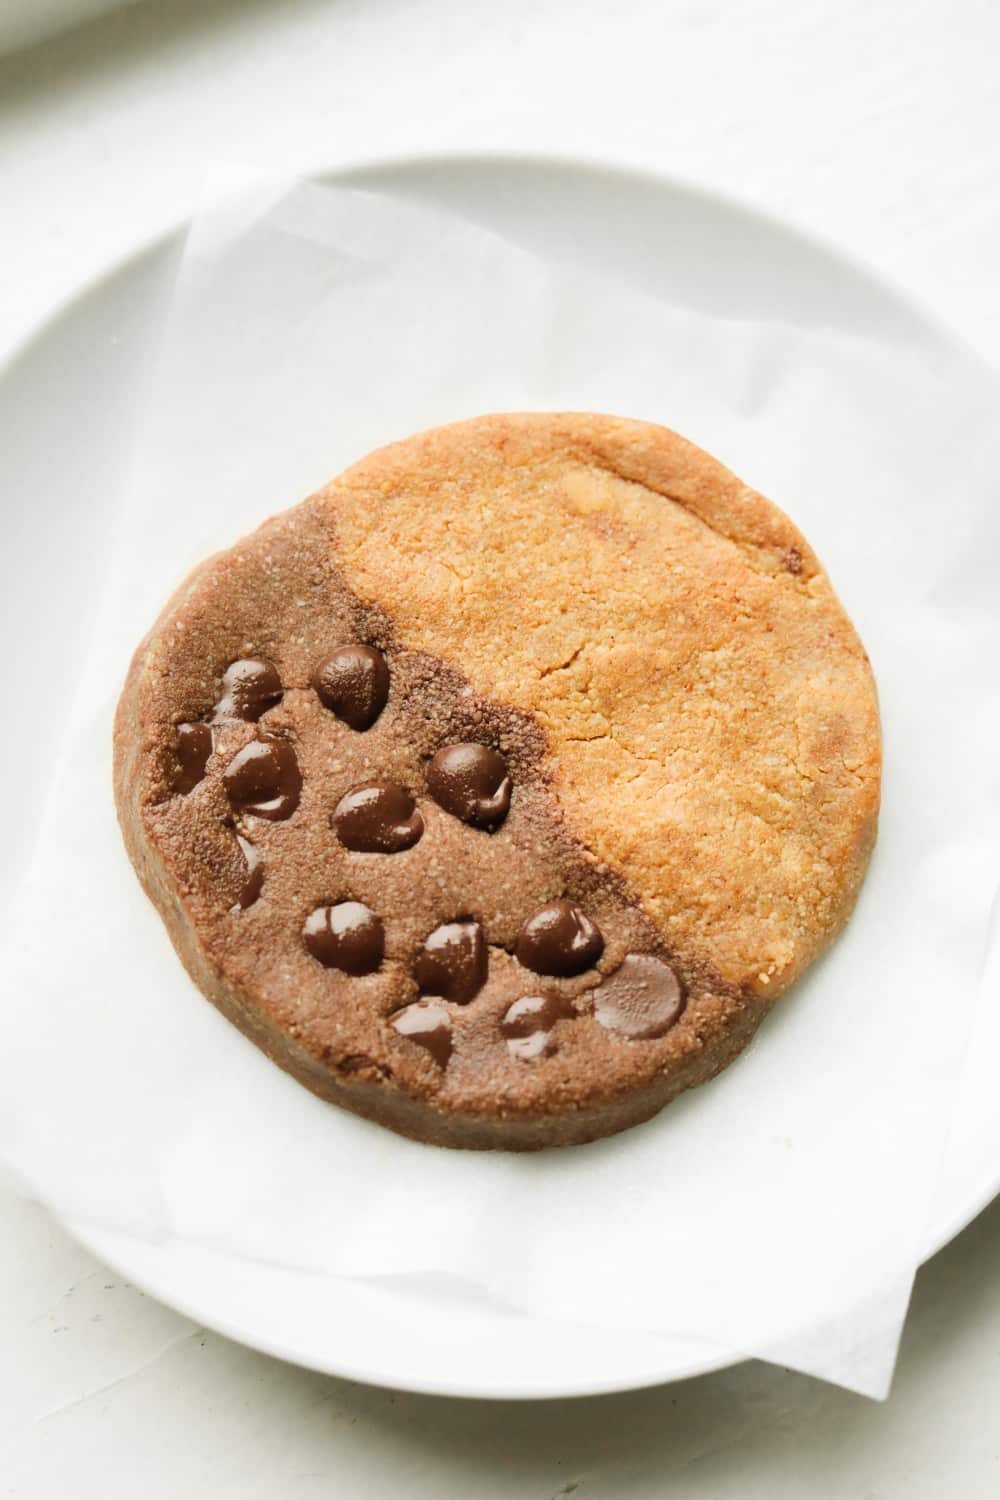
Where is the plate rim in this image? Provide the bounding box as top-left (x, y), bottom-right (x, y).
top-left (7, 145), bottom-right (998, 1399)
top-left (70, 1221), bottom-right (738, 1401)
top-left (1, 144), bottom-right (992, 382)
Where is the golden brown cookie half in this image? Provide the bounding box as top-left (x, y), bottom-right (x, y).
top-left (114, 414), bottom-right (881, 1149)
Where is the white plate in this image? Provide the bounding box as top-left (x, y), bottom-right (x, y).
top-left (3, 152), bottom-right (996, 1399)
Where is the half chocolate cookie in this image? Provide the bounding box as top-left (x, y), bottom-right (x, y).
top-left (114, 413), bottom-right (881, 1149)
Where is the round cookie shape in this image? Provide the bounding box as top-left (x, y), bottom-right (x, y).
top-left (114, 412), bottom-right (881, 1150)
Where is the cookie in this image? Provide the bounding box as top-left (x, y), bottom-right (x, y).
top-left (114, 413), bottom-right (881, 1149)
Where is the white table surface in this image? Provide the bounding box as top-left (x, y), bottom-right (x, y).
top-left (2, 1), bottom-right (999, 1493)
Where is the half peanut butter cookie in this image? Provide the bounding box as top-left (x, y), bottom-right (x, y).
top-left (114, 413), bottom-right (881, 1149)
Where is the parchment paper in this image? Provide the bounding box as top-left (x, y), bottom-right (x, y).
top-left (3, 177), bottom-right (999, 1398)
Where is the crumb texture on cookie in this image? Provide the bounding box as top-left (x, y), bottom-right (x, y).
top-left (331, 414), bottom-right (880, 996)
top-left (114, 413), bottom-right (880, 1149)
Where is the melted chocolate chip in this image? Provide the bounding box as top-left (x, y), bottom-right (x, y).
top-left (223, 737), bottom-right (302, 820)
top-left (312, 645), bottom-right (390, 731)
top-left (515, 900), bottom-right (604, 977)
top-left (414, 921), bottom-right (487, 1004)
top-left (593, 954), bottom-right (685, 1039)
top-left (303, 901), bottom-right (384, 975)
top-left (212, 659), bottom-right (283, 722)
top-left (501, 992), bottom-right (573, 1038)
top-left (390, 1000), bottom-right (452, 1067)
top-left (501, 992), bottom-right (574, 1060)
top-left (235, 834), bottom-right (264, 908)
top-left (332, 782), bottom-right (423, 853)
top-left (426, 744), bottom-right (512, 830)
top-left (174, 722), bottom-right (212, 794)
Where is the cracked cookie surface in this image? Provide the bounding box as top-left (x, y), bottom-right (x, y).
top-left (114, 412), bottom-right (880, 1149)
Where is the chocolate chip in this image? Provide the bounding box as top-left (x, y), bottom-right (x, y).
top-left (426, 744), bottom-right (511, 829)
top-left (515, 900), bottom-right (604, 977)
top-left (332, 782), bottom-right (423, 853)
top-left (593, 954), bottom-right (685, 1039)
top-left (303, 901), bottom-right (384, 975)
top-left (414, 921), bottom-right (487, 1003)
top-left (235, 834), bottom-right (264, 908)
top-left (501, 992), bottom-right (573, 1038)
top-left (501, 993), bottom-right (574, 1060)
top-left (312, 645), bottom-right (389, 731)
top-left (174, 722), bottom-right (212, 794)
top-left (223, 737), bottom-right (302, 820)
top-left (212, 659), bottom-right (283, 722)
top-left (390, 1000), bottom-right (452, 1067)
